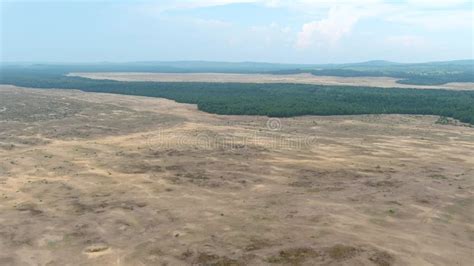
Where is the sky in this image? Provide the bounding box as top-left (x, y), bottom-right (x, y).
top-left (1, 0), bottom-right (473, 63)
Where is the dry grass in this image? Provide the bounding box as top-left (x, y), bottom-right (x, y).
top-left (68, 72), bottom-right (474, 90)
top-left (1, 85), bottom-right (473, 265)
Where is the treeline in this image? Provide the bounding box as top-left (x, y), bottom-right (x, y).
top-left (1, 67), bottom-right (473, 124)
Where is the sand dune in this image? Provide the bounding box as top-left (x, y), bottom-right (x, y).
top-left (1, 85), bottom-right (473, 265)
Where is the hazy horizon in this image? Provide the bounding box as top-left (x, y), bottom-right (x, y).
top-left (2, 58), bottom-right (474, 66)
top-left (1, 0), bottom-right (473, 63)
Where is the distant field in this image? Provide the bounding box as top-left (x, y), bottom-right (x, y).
top-left (68, 72), bottom-right (474, 90)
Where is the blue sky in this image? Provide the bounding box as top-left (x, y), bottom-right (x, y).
top-left (1, 0), bottom-right (473, 63)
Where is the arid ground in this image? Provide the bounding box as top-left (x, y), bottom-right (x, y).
top-left (68, 72), bottom-right (474, 90)
top-left (0, 85), bottom-right (473, 265)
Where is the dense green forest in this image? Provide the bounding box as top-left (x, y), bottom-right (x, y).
top-left (269, 61), bottom-right (474, 85)
top-left (1, 66), bottom-right (473, 124)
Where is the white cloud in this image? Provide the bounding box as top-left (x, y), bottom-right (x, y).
top-left (191, 18), bottom-right (232, 28)
top-left (385, 35), bottom-right (426, 48)
top-left (177, 0), bottom-right (257, 9)
top-left (406, 0), bottom-right (470, 8)
top-left (139, 0), bottom-right (385, 14)
top-left (387, 10), bottom-right (473, 30)
top-left (134, 0), bottom-right (258, 15)
top-left (250, 22), bottom-right (290, 33)
top-left (134, 0), bottom-right (472, 51)
top-left (249, 22), bottom-right (294, 47)
top-left (296, 6), bottom-right (364, 48)
top-left (259, 0), bottom-right (383, 9)
top-left (293, 0), bottom-right (472, 49)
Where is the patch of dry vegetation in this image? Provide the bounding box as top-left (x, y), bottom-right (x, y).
top-left (69, 72), bottom-right (474, 90)
top-left (1, 85), bottom-right (473, 265)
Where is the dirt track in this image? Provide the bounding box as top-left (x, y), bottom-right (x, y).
top-left (68, 72), bottom-right (474, 90)
top-left (0, 85), bottom-right (473, 265)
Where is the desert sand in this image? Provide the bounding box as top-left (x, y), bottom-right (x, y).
top-left (0, 85), bottom-right (473, 265)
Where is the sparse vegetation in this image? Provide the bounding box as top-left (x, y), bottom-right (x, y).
top-left (327, 244), bottom-right (359, 260)
top-left (1, 86), bottom-right (473, 265)
top-left (193, 252), bottom-right (242, 266)
top-left (430, 174), bottom-right (448, 180)
top-left (436, 116), bottom-right (450, 125)
top-left (267, 247), bottom-right (320, 264)
top-left (369, 250), bottom-right (395, 266)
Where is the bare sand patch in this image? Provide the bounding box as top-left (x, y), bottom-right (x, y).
top-left (1, 85), bottom-right (473, 265)
top-left (68, 72), bottom-right (474, 90)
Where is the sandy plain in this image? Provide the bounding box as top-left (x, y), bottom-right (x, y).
top-left (0, 85), bottom-right (473, 265)
top-left (68, 72), bottom-right (474, 90)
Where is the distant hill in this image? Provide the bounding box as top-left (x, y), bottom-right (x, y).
top-left (265, 60), bottom-right (474, 85)
top-left (2, 59), bottom-right (473, 85)
top-left (2, 59), bottom-right (472, 72)
top-left (0, 61), bottom-right (317, 73)
top-left (338, 60), bottom-right (402, 68)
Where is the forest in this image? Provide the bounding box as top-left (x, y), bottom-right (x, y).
top-left (1, 66), bottom-right (473, 124)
